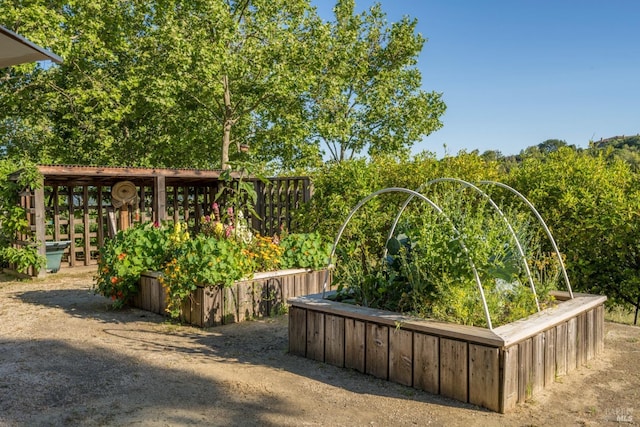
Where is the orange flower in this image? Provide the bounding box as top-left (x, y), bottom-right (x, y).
top-left (111, 276), bottom-right (119, 284)
top-left (117, 253), bottom-right (127, 260)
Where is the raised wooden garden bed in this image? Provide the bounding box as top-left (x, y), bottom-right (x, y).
top-left (288, 291), bottom-right (606, 413)
top-left (132, 268), bottom-right (328, 327)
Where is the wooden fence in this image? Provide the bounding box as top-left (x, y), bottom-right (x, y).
top-left (16, 171), bottom-right (312, 275)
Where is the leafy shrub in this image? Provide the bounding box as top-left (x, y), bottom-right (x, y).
top-left (95, 222), bottom-right (172, 307)
top-left (0, 160), bottom-right (46, 273)
top-left (506, 147), bottom-right (640, 313)
top-left (94, 219), bottom-right (332, 317)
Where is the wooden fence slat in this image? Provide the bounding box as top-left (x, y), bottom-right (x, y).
top-left (555, 322), bottom-right (568, 376)
top-left (325, 314), bottom-right (345, 367)
top-left (306, 311), bottom-right (325, 361)
top-left (595, 305), bottom-right (605, 355)
top-left (501, 346), bottom-right (519, 412)
top-left (440, 338), bottom-right (468, 402)
top-left (531, 333), bottom-right (545, 394)
top-left (544, 327), bottom-right (556, 386)
top-left (366, 323), bottom-right (389, 380)
top-left (149, 276), bottom-right (160, 314)
top-left (517, 338), bottom-right (532, 403)
top-left (236, 282), bottom-right (253, 322)
top-left (289, 307), bottom-right (307, 356)
top-left (577, 313), bottom-right (586, 366)
top-left (345, 318), bottom-right (366, 373)
top-left (389, 328), bottom-right (413, 387)
top-left (566, 317), bottom-right (577, 373)
top-left (223, 286), bottom-right (238, 324)
top-left (413, 333), bottom-right (439, 394)
top-left (469, 344), bottom-right (500, 412)
top-left (202, 286), bottom-right (222, 327)
top-left (586, 309), bottom-right (595, 361)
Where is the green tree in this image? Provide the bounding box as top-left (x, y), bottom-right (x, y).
top-left (0, 0), bottom-right (324, 169)
top-left (305, 0), bottom-right (446, 162)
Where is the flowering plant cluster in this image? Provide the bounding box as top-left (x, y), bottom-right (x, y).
top-left (94, 209), bottom-right (331, 318)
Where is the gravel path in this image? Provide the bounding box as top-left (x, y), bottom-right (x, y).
top-left (0, 270), bottom-right (638, 426)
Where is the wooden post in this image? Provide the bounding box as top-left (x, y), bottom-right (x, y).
top-left (34, 183), bottom-right (46, 277)
top-left (83, 186), bottom-right (91, 264)
top-left (153, 175), bottom-right (166, 223)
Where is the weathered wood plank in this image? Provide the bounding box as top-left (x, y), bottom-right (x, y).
top-left (306, 311), bottom-right (325, 361)
top-left (236, 282), bottom-right (253, 322)
top-left (345, 318), bottom-right (366, 373)
top-left (289, 307), bottom-right (307, 356)
top-left (494, 293), bottom-right (608, 345)
top-left (469, 344), bottom-right (500, 412)
top-left (566, 317), bottom-right (577, 373)
top-left (267, 277), bottom-right (285, 317)
top-left (202, 286), bottom-right (222, 327)
top-left (517, 338), bottom-right (532, 403)
top-left (149, 274), bottom-right (161, 314)
top-left (576, 312), bottom-right (586, 366)
top-left (440, 338), bottom-right (468, 402)
top-left (413, 333), bottom-right (439, 394)
top-left (595, 304), bottom-right (605, 355)
top-left (325, 314), bottom-right (345, 367)
top-left (190, 287), bottom-right (204, 327)
top-left (68, 185), bottom-right (76, 266)
top-left (289, 294), bottom-right (504, 347)
top-left (83, 186), bottom-right (91, 265)
top-left (501, 345), bottom-right (519, 413)
top-left (586, 309), bottom-right (595, 361)
top-left (389, 328), bottom-right (413, 387)
top-left (366, 323), bottom-right (389, 380)
top-left (222, 286), bottom-right (238, 324)
top-left (531, 333), bottom-right (545, 394)
top-left (544, 327), bottom-right (556, 386)
top-left (555, 322), bottom-right (568, 376)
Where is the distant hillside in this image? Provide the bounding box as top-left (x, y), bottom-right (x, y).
top-left (591, 134), bottom-right (640, 150)
top-left (590, 134), bottom-right (640, 170)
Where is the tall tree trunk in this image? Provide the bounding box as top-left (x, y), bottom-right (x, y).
top-left (221, 74), bottom-right (234, 170)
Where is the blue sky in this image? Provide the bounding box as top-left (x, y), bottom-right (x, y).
top-left (312, 0), bottom-right (640, 157)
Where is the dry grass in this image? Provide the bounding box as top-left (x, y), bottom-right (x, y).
top-left (605, 305), bottom-right (639, 326)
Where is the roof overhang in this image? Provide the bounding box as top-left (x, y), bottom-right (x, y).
top-left (0, 25), bottom-right (63, 68)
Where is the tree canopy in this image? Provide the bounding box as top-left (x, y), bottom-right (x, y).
top-left (0, 0), bottom-right (445, 170)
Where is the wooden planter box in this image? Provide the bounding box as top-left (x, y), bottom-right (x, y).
top-left (288, 291), bottom-right (606, 413)
top-left (132, 269), bottom-right (329, 327)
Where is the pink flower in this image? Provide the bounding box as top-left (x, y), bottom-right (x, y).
top-left (212, 203), bottom-right (220, 221)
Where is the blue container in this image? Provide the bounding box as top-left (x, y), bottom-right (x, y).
top-left (45, 241), bottom-right (71, 273)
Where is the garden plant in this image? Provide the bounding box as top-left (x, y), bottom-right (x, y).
top-left (328, 182), bottom-right (564, 328)
top-left (94, 213), bottom-right (331, 319)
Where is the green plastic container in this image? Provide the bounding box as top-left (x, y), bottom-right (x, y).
top-left (45, 241), bottom-right (71, 273)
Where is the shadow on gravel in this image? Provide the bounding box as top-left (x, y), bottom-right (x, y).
top-left (0, 337), bottom-right (296, 426)
top-left (15, 286), bottom-right (485, 415)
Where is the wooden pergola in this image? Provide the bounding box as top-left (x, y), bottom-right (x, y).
top-left (14, 165), bottom-right (312, 276)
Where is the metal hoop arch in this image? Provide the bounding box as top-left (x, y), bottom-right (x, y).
top-left (385, 177), bottom-right (540, 311)
top-left (477, 180), bottom-right (574, 299)
top-left (322, 187), bottom-right (494, 330)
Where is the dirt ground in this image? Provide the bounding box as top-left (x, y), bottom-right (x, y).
top-left (0, 269), bottom-right (638, 427)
